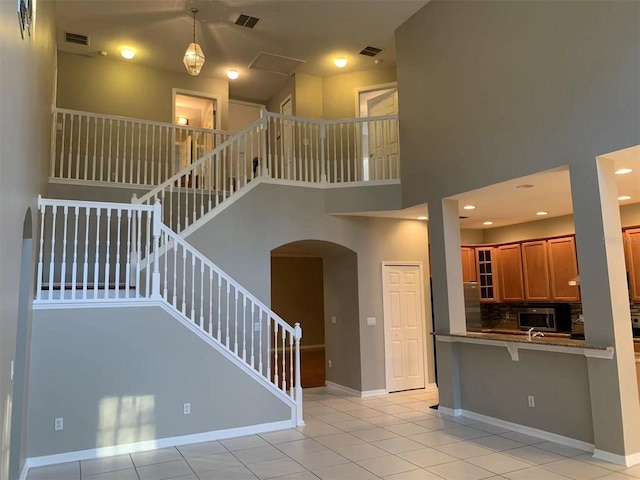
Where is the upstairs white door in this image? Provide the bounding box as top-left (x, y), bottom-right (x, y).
top-left (367, 90), bottom-right (398, 180)
top-left (383, 264), bottom-right (426, 392)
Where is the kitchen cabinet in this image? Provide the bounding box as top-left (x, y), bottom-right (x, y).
top-left (626, 228), bottom-right (640, 302)
top-left (548, 236), bottom-right (581, 302)
top-left (461, 247), bottom-right (477, 283)
top-left (497, 244), bottom-right (524, 302)
top-left (476, 247), bottom-right (500, 302)
top-left (522, 241), bottom-right (552, 301)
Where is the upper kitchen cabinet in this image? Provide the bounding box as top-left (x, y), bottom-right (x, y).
top-left (548, 236), bottom-right (581, 302)
top-left (461, 247), bottom-right (477, 283)
top-left (476, 247), bottom-right (500, 302)
top-left (522, 240), bottom-right (552, 301)
top-left (497, 244), bottom-right (524, 302)
top-left (626, 228), bottom-right (640, 302)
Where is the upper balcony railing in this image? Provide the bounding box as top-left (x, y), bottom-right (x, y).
top-left (50, 108), bottom-right (234, 186)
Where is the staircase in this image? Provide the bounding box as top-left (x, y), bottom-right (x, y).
top-left (37, 107), bottom-right (400, 446)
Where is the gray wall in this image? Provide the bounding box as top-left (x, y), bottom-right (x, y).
top-left (186, 182), bottom-right (434, 392)
top-left (396, 0), bottom-right (640, 452)
top-left (56, 52), bottom-right (230, 129)
top-left (0, 1), bottom-right (57, 477)
top-left (27, 306), bottom-right (292, 457)
top-left (458, 344), bottom-right (593, 443)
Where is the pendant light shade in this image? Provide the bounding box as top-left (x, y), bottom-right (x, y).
top-left (184, 9), bottom-right (205, 76)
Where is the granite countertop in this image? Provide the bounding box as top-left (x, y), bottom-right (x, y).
top-left (434, 331), bottom-right (612, 351)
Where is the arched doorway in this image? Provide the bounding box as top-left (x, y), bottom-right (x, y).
top-left (9, 209), bottom-right (34, 480)
top-left (271, 240), bottom-right (361, 391)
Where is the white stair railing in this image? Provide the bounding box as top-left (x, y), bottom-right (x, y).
top-left (35, 196), bottom-right (303, 424)
top-left (136, 113), bottom-right (399, 234)
top-left (153, 223), bottom-right (303, 422)
top-left (50, 108), bottom-right (233, 186)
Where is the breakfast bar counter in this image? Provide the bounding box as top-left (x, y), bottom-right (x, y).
top-left (433, 331), bottom-right (614, 361)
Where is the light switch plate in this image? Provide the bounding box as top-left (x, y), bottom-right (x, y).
top-left (366, 317), bottom-right (376, 326)
top-left (331, 316), bottom-right (337, 324)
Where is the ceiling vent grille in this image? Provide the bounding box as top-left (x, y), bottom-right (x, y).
top-left (360, 46), bottom-right (383, 57)
top-left (65, 32), bottom-right (90, 46)
top-left (235, 14), bottom-right (260, 29)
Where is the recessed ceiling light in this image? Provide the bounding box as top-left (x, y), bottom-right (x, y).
top-left (618, 195), bottom-right (632, 201)
top-left (615, 168), bottom-right (633, 175)
top-left (334, 57), bottom-right (347, 68)
top-left (226, 69), bottom-right (239, 80)
top-left (417, 216), bottom-right (428, 220)
top-left (483, 221), bottom-right (493, 226)
top-left (536, 211), bottom-right (549, 216)
top-left (516, 184), bottom-right (534, 189)
top-left (463, 205), bottom-right (476, 210)
top-left (121, 48), bottom-right (135, 59)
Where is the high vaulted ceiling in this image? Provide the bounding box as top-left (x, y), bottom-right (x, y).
top-left (55, 0), bottom-right (429, 102)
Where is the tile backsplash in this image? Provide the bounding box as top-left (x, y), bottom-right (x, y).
top-left (480, 302), bottom-right (639, 334)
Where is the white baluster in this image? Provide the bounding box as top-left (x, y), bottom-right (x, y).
top-left (251, 303), bottom-right (255, 368)
top-left (60, 206), bottom-right (68, 297)
top-left (289, 330), bottom-right (294, 397)
top-left (181, 244), bottom-right (187, 314)
top-left (259, 309), bottom-right (263, 375)
top-left (115, 208), bottom-right (122, 299)
top-left (137, 123), bottom-right (142, 184)
top-left (67, 115), bottom-right (74, 179)
top-left (99, 118), bottom-right (105, 182)
top-left (282, 325), bottom-right (286, 391)
top-left (273, 321), bottom-right (278, 387)
top-left (48, 205), bottom-right (57, 299)
top-left (151, 126), bottom-right (156, 185)
top-left (58, 114), bottom-right (66, 178)
top-left (92, 117), bottom-right (98, 181)
top-left (75, 115), bottom-right (81, 179)
top-left (144, 124), bottom-right (149, 185)
top-left (151, 200), bottom-right (161, 299)
top-left (71, 206), bottom-right (79, 300)
top-left (107, 119), bottom-right (113, 183)
top-left (124, 209), bottom-right (131, 298)
top-left (217, 275), bottom-right (222, 341)
top-left (208, 269), bottom-right (214, 335)
top-left (320, 119), bottom-right (327, 183)
top-left (93, 208), bottom-right (101, 298)
top-left (172, 231), bottom-right (178, 307)
top-left (135, 210), bottom-right (142, 297)
top-left (234, 289), bottom-right (239, 355)
top-left (36, 201), bottom-right (45, 300)
top-left (242, 295), bottom-right (247, 362)
top-left (191, 253), bottom-right (196, 321)
top-left (83, 208), bottom-right (90, 299)
top-left (145, 209), bottom-right (151, 298)
top-left (129, 121), bottom-right (135, 184)
top-left (225, 281), bottom-right (230, 348)
top-left (115, 120), bottom-right (120, 182)
top-left (104, 208), bottom-right (112, 297)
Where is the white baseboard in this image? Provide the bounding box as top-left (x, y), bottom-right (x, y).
top-left (361, 389), bottom-right (388, 397)
top-left (325, 381), bottom-right (362, 397)
top-left (594, 449), bottom-right (640, 467)
top-left (25, 419), bottom-right (295, 470)
top-left (446, 408), bottom-right (594, 454)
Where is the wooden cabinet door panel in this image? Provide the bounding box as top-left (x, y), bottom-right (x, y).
top-left (548, 236), bottom-right (581, 302)
top-left (626, 228), bottom-right (640, 302)
top-left (497, 244), bottom-right (524, 302)
top-left (461, 247), bottom-right (477, 283)
top-left (522, 241), bottom-right (551, 301)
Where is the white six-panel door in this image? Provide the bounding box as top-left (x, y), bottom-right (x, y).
top-left (382, 264), bottom-right (426, 392)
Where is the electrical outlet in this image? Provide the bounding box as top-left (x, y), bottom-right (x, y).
top-left (183, 403), bottom-right (191, 415)
top-left (366, 317), bottom-right (376, 326)
top-left (528, 396), bottom-right (535, 408)
top-left (54, 417), bottom-right (63, 431)
top-left (505, 313), bottom-right (511, 321)
top-left (328, 360), bottom-right (332, 368)
top-left (331, 316), bottom-right (337, 324)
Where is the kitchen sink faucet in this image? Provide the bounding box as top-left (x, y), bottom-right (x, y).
top-left (527, 327), bottom-right (545, 341)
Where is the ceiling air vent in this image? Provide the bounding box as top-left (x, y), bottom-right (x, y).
top-left (459, 216), bottom-right (469, 219)
top-left (235, 14), bottom-right (260, 29)
top-left (65, 32), bottom-right (90, 46)
top-left (360, 46), bottom-right (383, 57)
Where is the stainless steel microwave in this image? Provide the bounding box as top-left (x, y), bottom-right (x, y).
top-left (517, 307), bottom-right (570, 332)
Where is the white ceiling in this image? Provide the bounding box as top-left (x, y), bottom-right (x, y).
top-left (341, 145), bottom-right (640, 230)
top-left (55, 0), bottom-right (429, 102)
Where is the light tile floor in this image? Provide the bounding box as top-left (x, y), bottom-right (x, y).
top-left (26, 387), bottom-right (635, 480)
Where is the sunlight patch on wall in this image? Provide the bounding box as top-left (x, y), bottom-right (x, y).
top-left (98, 395), bottom-right (155, 448)
top-left (2, 394), bottom-right (12, 480)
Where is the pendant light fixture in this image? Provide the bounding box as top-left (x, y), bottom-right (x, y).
top-left (183, 8), bottom-right (205, 76)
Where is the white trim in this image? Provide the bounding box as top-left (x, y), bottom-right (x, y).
top-left (438, 406), bottom-right (462, 417)
top-left (24, 419), bottom-right (294, 471)
top-left (48, 177), bottom-right (155, 191)
top-left (172, 88), bottom-right (222, 130)
top-left (280, 95), bottom-right (293, 115)
top-left (229, 99), bottom-right (266, 109)
top-left (361, 389), bottom-right (388, 397)
top-left (270, 344), bottom-right (324, 353)
top-left (382, 262), bottom-right (428, 393)
top-left (355, 82), bottom-right (398, 118)
top-left (19, 463), bottom-right (29, 480)
top-left (325, 381), bottom-right (361, 397)
top-left (33, 299), bottom-right (160, 310)
top-left (435, 334), bottom-right (614, 360)
top-left (593, 449), bottom-right (640, 467)
top-left (450, 408), bottom-right (594, 454)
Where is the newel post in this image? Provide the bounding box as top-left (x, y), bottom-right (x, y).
top-left (294, 322), bottom-right (305, 426)
top-left (151, 199), bottom-right (162, 299)
top-left (261, 116), bottom-right (270, 178)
